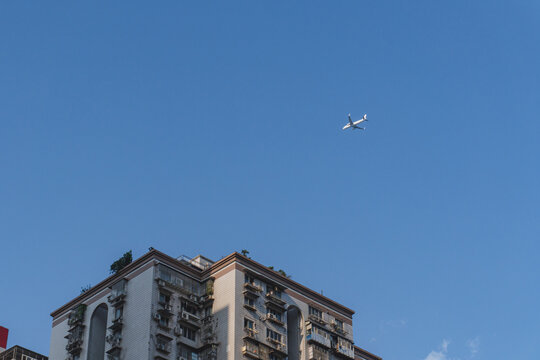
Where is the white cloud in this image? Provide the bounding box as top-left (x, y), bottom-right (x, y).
top-left (425, 350), bottom-right (447, 360)
top-left (441, 339), bottom-right (450, 353)
top-left (424, 339), bottom-right (451, 360)
top-left (466, 337), bottom-right (480, 357)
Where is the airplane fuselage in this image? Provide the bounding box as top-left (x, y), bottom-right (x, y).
top-left (342, 119), bottom-right (366, 130)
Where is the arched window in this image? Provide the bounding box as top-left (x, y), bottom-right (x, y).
top-left (87, 303), bottom-right (108, 360)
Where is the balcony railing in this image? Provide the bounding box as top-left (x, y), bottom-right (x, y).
top-left (306, 332), bottom-right (331, 348)
top-left (267, 338), bottom-right (287, 355)
top-left (265, 313), bottom-right (284, 326)
top-left (155, 342), bottom-right (171, 353)
top-left (308, 314), bottom-right (326, 326)
top-left (242, 345), bottom-right (260, 359)
top-left (334, 345), bottom-right (355, 359)
top-left (265, 292), bottom-right (286, 308)
top-left (107, 289), bottom-right (126, 305)
top-left (243, 328), bottom-right (258, 340)
top-left (106, 334), bottom-right (122, 348)
top-left (244, 282), bottom-right (262, 293)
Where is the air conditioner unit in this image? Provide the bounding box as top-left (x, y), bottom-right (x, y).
top-left (154, 313), bottom-right (162, 321)
top-left (164, 304), bottom-right (172, 311)
top-left (157, 343), bottom-right (166, 350)
top-left (189, 294), bottom-right (198, 302)
top-left (174, 326), bottom-right (183, 336)
top-left (181, 312), bottom-right (190, 320)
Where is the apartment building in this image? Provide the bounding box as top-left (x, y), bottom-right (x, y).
top-left (0, 345), bottom-right (48, 360)
top-left (49, 249), bottom-right (380, 360)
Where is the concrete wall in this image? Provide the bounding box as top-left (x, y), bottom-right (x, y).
top-left (211, 264), bottom-right (236, 360)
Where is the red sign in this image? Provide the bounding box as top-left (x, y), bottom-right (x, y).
top-left (0, 326), bottom-right (8, 349)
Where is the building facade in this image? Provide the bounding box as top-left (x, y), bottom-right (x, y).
top-left (0, 345), bottom-right (48, 360)
top-left (49, 250), bottom-right (380, 360)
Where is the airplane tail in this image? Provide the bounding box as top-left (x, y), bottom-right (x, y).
top-left (363, 114), bottom-right (368, 121)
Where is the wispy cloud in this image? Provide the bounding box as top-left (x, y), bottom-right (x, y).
top-left (466, 337), bottom-right (479, 357)
top-left (424, 339), bottom-right (451, 360)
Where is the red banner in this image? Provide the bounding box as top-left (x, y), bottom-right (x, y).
top-left (0, 326), bottom-right (8, 349)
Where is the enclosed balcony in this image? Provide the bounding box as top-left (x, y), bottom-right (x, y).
top-left (242, 343), bottom-right (260, 359)
top-left (265, 292), bottom-right (286, 310)
top-left (106, 333), bottom-right (122, 351)
top-left (157, 303), bottom-right (174, 317)
top-left (308, 314), bottom-right (326, 327)
top-left (178, 311), bottom-right (201, 328)
top-left (67, 304), bottom-right (87, 330)
top-left (306, 332), bottom-right (331, 348)
top-left (108, 316), bottom-right (124, 331)
top-left (308, 345), bottom-right (330, 360)
top-left (243, 327), bottom-right (259, 342)
top-left (332, 341), bottom-right (355, 359)
top-left (264, 313), bottom-right (285, 327)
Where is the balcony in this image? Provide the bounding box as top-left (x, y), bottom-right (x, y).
top-left (65, 338), bottom-right (83, 354)
top-left (308, 345), bottom-right (330, 360)
top-left (264, 313), bottom-right (285, 327)
top-left (333, 345), bottom-right (355, 359)
top-left (67, 304), bottom-right (87, 329)
top-left (330, 321), bottom-right (348, 336)
top-left (244, 282), bottom-right (262, 294)
top-left (155, 342), bottom-right (171, 354)
top-left (107, 289), bottom-right (126, 306)
top-left (106, 333), bottom-right (122, 349)
top-left (200, 293), bottom-right (214, 304)
top-left (179, 293), bottom-right (200, 305)
top-left (178, 311), bottom-right (200, 327)
top-left (308, 314), bottom-right (326, 326)
top-left (243, 328), bottom-right (259, 341)
top-left (108, 316), bottom-right (124, 331)
top-left (242, 345), bottom-right (260, 359)
top-left (306, 332), bottom-right (331, 348)
top-left (157, 303), bottom-right (174, 316)
top-left (265, 292), bottom-right (286, 310)
top-left (267, 338), bottom-right (288, 356)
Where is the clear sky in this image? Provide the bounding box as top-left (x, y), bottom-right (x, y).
top-left (1, 1), bottom-right (539, 359)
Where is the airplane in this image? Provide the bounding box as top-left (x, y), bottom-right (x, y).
top-left (342, 113), bottom-right (368, 130)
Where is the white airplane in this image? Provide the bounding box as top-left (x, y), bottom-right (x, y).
top-left (342, 113), bottom-right (368, 130)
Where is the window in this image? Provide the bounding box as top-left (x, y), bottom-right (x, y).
top-left (267, 308), bottom-right (282, 321)
top-left (266, 329), bottom-right (282, 343)
top-left (243, 340), bottom-right (259, 355)
top-left (244, 296), bottom-right (255, 307)
top-left (266, 285), bottom-right (281, 297)
top-left (182, 301), bottom-right (198, 315)
top-left (22, 356), bottom-right (38, 360)
top-left (114, 307), bottom-right (123, 320)
top-left (181, 325), bottom-right (196, 341)
top-left (334, 319), bottom-right (344, 331)
top-left (245, 274), bottom-right (256, 284)
top-left (309, 306), bottom-right (322, 319)
top-left (244, 318), bottom-right (255, 330)
top-left (158, 316), bottom-right (168, 328)
top-left (269, 355), bottom-right (282, 360)
top-left (203, 306), bottom-right (212, 318)
top-left (159, 292), bottom-right (170, 304)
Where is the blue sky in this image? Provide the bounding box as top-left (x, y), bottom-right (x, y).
top-left (1, 1), bottom-right (539, 359)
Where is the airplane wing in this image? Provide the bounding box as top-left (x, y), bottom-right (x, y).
top-left (348, 114), bottom-right (354, 126)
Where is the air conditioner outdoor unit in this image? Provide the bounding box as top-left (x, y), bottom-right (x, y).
top-left (174, 326), bottom-right (183, 336)
top-left (181, 312), bottom-right (190, 320)
top-left (190, 294), bottom-right (198, 302)
top-left (154, 313), bottom-right (161, 320)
